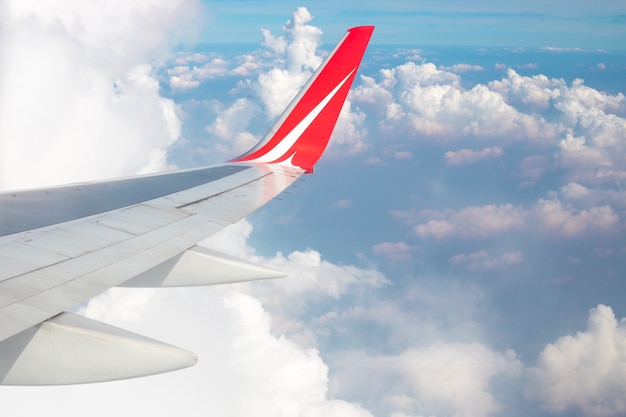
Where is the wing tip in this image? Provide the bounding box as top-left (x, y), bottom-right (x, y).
top-left (230, 25), bottom-right (374, 172)
top-left (348, 25), bottom-right (375, 33)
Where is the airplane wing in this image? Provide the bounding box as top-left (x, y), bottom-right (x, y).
top-left (0, 26), bottom-right (374, 385)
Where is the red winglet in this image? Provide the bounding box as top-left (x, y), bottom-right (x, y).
top-left (231, 26), bottom-right (374, 173)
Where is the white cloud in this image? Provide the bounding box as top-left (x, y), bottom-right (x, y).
top-left (489, 69), bottom-right (559, 112)
top-left (444, 146), bottom-right (503, 165)
top-left (533, 199), bottom-right (619, 237)
top-left (0, 0), bottom-right (200, 190)
top-left (334, 343), bottom-right (522, 417)
top-left (352, 62), bottom-right (559, 143)
top-left (201, 219), bottom-right (389, 327)
top-left (351, 74), bottom-right (395, 115)
top-left (488, 70), bottom-right (626, 186)
top-left (372, 241), bottom-right (418, 261)
top-left (327, 99), bottom-right (369, 155)
top-left (197, 7), bottom-right (370, 160)
top-left (561, 182), bottom-right (591, 199)
top-left (78, 286), bottom-right (374, 417)
top-left (205, 97), bottom-right (261, 157)
top-left (354, 62), bottom-right (626, 196)
top-left (166, 53), bottom-right (263, 90)
top-left (449, 250), bottom-right (523, 270)
top-left (168, 58), bottom-right (230, 90)
top-left (406, 199), bottom-right (619, 240)
top-left (255, 7), bottom-right (322, 119)
top-left (527, 304), bottom-right (626, 417)
top-left (441, 63), bottom-right (484, 72)
top-left (413, 204), bottom-right (526, 239)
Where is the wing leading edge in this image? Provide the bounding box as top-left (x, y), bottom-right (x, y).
top-left (0, 26), bottom-right (374, 385)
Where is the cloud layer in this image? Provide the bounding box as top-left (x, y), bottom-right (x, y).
top-left (2, 4), bottom-right (626, 417)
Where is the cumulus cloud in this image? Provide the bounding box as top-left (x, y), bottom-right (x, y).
top-left (352, 62), bottom-right (559, 143)
top-left (489, 69), bottom-right (559, 112)
top-left (401, 199), bottom-right (619, 240)
top-left (334, 343), bottom-right (522, 417)
top-left (527, 304), bottom-right (626, 417)
top-left (411, 204), bottom-right (526, 239)
top-left (201, 219), bottom-right (389, 332)
top-left (371, 241), bottom-right (418, 261)
top-left (444, 146), bottom-right (503, 165)
top-left (77, 286), bottom-right (375, 417)
top-left (533, 199), bottom-right (619, 237)
top-left (165, 52), bottom-right (266, 91)
top-left (449, 250), bottom-right (523, 270)
top-left (205, 98), bottom-right (262, 156)
top-left (167, 57), bottom-right (230, 90)
top-left (488, 70), bottom-right (626, 185)
top-left (0, 0), bottom-right (200, 189)
top-left (197, 7), bottom-right (369, 160)
top-left (353, 62), bottom-right (626, 196)
top-left (255, 7), bottom-right (323, 118)
top-left (558, 182), bottom-right (626, 212)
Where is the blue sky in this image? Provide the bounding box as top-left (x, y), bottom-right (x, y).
top-left (1, 2), bottom-right (626, 417)
top-left (198, 0), bottom-right (626, 48)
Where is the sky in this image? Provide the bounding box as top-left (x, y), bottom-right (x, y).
top-left (196, 0), bottom-right (626, 49)
top-left (1, 1), bottom-right (626, 417)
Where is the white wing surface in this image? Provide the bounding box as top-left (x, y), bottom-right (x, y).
top-left (0, 26), bottom-right (374, 385)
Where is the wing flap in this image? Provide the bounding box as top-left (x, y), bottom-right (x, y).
top-left (94, 204), bottom-right (189, 235)
top-left (121, 245), bottom-right (286, 287)
top-left (0, 242), bottom-right (67, 281)
top-left (0, 312), bottom-right (196, 385)
top-left (0, 164), bottom-right (298, 342)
